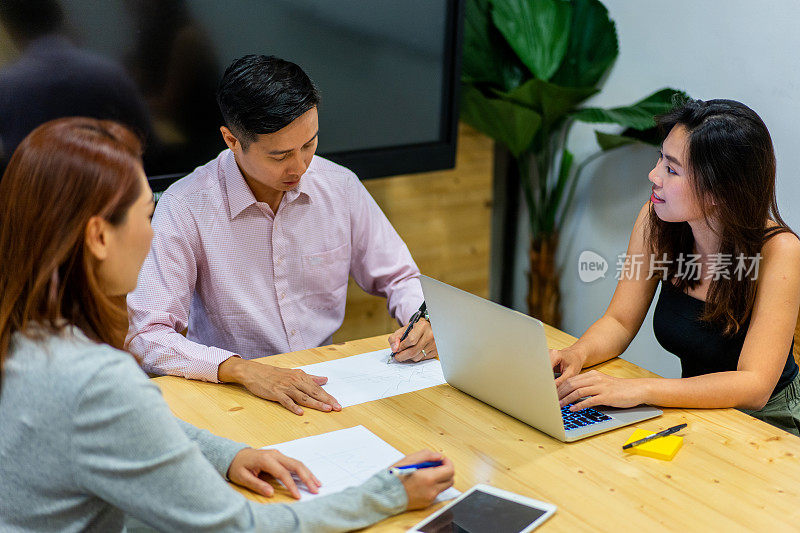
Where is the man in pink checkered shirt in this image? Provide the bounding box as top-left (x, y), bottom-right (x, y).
top-left (126, 55), bottom-right (437, 415)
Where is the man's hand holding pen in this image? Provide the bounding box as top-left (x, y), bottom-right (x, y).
top-left (388, 303), bottom-right (438, 363)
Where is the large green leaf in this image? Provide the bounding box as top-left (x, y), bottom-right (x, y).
top-left (490, 0), bottom-right (572, 81)
top-left (461, 85), bottom-right (542, 157)
top-left (594, 130), bottom-right (639, 151)
top-left (551, 0), bottom-right (618, 88)
top-left (497, 78), bottom-right (598, 130)
top-left (463, 0), bottom-right (527, 90)
top-left (574, 88), bottom-right (687, 130)
top-left (598, 126), bottom-right (664, 150)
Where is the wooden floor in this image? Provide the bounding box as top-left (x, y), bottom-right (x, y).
top-left (332, 124), bottom-right (494, 342)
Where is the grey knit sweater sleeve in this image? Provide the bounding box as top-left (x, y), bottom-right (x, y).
top-left (71, 345), bottom-right (408, 532)
top-left (172, 420), bottom-right (408, 530)
top-left (0, 331), bottom-right (406, 532)
top-left (173, 418), bottom-right (248, 478)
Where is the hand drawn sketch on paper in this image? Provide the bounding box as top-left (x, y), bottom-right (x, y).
top-left (295, 349), bottom-right (447, 407)
top-left (263, 425), bottom-right (460, 502)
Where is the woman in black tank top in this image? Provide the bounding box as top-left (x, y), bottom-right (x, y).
top-left (550, 99), bottom-right (800, 436)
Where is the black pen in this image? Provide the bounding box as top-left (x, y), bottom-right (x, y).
top-left (622, 423), bottom-right (687, 450)
top-left (387, 302), bottom-right (427, 363)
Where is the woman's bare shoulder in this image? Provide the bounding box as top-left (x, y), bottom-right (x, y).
top-left (762, 229), bottom-right (800, 257)
top-left (759, 230), bottom-right (800, 286)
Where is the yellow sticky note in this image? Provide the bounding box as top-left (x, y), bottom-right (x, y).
top-left (623, 428), bottom-right (683, 461)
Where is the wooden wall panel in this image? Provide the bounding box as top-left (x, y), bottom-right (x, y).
top-left (332, 124), bottom-right (494, 342)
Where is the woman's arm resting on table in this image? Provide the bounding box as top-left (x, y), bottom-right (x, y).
top-left (71, 352), bottom-right (441, 532)
top-left (559, 232), bottom-right (800, 411)
top-left (552, 204), bottom-right (659, 386)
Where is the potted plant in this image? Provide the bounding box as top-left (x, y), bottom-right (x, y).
top-left (461, 0), bottom-right (685, 327)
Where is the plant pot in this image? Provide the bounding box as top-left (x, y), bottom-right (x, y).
top-left (528, 233), bottom-right (561, 328)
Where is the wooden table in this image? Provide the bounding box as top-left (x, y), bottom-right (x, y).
top-left (155, 326), bottom-right (800, 531)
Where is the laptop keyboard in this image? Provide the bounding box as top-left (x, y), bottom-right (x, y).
top-left (561, 404), bottom-right (612, 430)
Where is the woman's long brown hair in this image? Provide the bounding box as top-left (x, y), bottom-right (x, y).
top-left (646, 99), bottom-right (793, 335)
top-left (0, 117), bottom-right (144, 391)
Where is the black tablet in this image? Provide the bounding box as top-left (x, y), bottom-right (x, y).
top-left (409, 484), bottom-right (556, 533)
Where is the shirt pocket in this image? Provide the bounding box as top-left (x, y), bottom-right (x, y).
top-left (302, 243), bottom-right (350, 310)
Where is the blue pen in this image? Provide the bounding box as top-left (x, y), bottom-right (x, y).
top-left (388, 461), bottom-right (443, 476)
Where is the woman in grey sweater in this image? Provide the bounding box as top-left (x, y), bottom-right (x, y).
top-left (0, 117), bottom-right (455, 532)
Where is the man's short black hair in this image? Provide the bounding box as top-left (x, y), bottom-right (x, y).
top-left (216, 54), bottom-right (320, 149)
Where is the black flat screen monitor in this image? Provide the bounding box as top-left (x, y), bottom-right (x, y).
top-left (0, 0), bottom-right (464, 191)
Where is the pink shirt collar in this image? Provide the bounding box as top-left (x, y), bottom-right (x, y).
top-left (221, 149), bottom-right (312, 220)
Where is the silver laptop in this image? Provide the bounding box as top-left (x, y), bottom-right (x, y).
top-left (420, 275), bottom-right (661, 442)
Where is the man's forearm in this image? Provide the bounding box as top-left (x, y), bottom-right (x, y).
top-left (218, 356), bottom-right (248, 384)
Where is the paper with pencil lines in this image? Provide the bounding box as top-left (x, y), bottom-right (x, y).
top-left (295, 348), bottom-right (446, 408)
top-left (263, 425), bottom-right (459, 502)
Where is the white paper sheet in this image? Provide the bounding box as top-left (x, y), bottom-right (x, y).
top-left (295, 349), bottom-right (446, 407)
top-left (263, 425), bottom-right (460, 502)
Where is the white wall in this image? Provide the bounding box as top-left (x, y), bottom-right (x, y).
top-left (514, 0), bottom-right (800, 377)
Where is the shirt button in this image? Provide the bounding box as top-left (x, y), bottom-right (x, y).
top-left (276, 257), bottom-right (283, 266)
top-left (291, 330), bottom-right (296, 336)
top-left (280, 292), bottom-right (286, 300)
